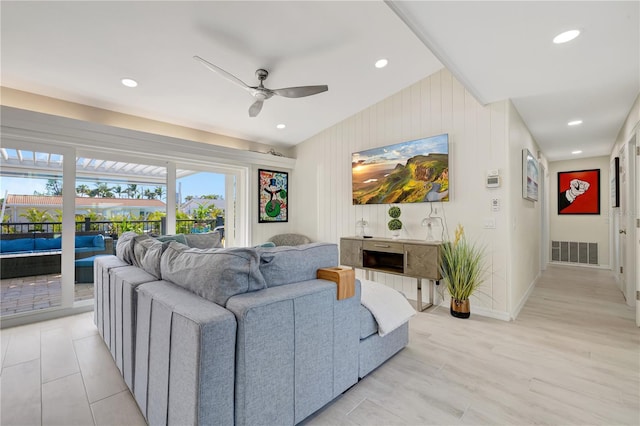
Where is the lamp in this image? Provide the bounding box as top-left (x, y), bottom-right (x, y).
top-left (356, 218), bottom-right (369, 237)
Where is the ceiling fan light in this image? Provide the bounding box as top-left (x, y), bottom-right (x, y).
top-left (553, 29), bottom-right (580, 44)
top-left (375, 59), bottom-right (388, 69)
top-left (121, 78), bottom-right (138, 88)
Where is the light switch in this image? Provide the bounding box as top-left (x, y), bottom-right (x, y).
top-left (483, 218), bottom-right (496, 229)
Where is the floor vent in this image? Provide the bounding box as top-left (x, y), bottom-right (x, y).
top-left (551, 241), bottom-right (598, 265)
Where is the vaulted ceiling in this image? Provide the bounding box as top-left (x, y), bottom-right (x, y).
top-left (1, 1), bottom-right (638, 161)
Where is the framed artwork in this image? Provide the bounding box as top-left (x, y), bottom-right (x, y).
top-left (258, 169), bottom-right (288, 223)
top-left (557, 168), bottom-right (600, 215)
top-left (610, 157), bottom-right (620, 208)
top-left (522, 148), bottom-right (539, 201)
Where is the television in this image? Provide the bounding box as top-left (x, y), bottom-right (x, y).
top-left (352, 133), bottom-right (449, 204)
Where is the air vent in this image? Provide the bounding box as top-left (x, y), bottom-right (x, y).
top-left (551, 241), bottom-right (598, 265)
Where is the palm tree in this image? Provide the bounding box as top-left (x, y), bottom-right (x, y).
top-left (143, 189), bottom-right (157, 200)
top-left (113, 185), bottom-right (123, 198)
top-left (20, 208), bottom-right (53, 231)
top-left (93, 182), bottom-right (114, 198)
top-left (76, 184), bottom-right (90, 197)
top-left (126, 184), bottom-right (139, 199)
top-left (154, 186), bottom-right (165, 201)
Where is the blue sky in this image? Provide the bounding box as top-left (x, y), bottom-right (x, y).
top-left (352, 133), bottom-right (449, 165)
top-left (0, 171), bottom-right (225, 201)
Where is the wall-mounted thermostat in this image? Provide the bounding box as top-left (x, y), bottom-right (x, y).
top-left (486, 169), bottom-right (500, 188)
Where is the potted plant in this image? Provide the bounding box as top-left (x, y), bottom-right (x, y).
top-left (387, 206), bottom-right (402, 239)
top-left (440, 224), bottom-right (486, 318)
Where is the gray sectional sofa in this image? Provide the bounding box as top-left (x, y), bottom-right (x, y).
top-left (94, 232), bottom-right (408, 425)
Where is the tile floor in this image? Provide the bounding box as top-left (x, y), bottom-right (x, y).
top-left (1, 274), bottom-right (93, 316)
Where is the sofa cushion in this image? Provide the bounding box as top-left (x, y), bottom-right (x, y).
top-left (257, 242), bottom-right (339, 288)
top-left (132, 235), bottom-right (165, 279)
top-left (183, 232), bottom-right (222, 249)
top-left (92, 234), bottom-right (105, 249)
top-left (75, 235), bottom-right (97, 248)
top-left (156, 234), bottom-right (188, 246)
top-left (0, 238), bottom-right (34, 253)
top-left (34, 237), bottom-right (62, 251)
top-left (116, 231), bottom-right (138, 264)
top-left (160, 242), bottom-right (266, 306)
top-left (359, 305), bottom-right (378, 339)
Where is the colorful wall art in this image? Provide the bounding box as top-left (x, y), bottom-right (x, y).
top-left (259, 169), bottom-right (288, 223)
top-left (557, 169), bottom-right (600, 215)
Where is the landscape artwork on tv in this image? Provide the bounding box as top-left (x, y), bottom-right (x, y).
top-left (352, 134), bottom-right (449, 204)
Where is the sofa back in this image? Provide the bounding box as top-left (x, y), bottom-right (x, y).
top-left (257, 243), bottom-right (339, 288)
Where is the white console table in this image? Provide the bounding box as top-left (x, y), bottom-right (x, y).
top-left (339, 237), bottom-right (442, 311)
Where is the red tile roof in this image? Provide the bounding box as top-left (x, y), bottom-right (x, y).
top-left (6, 194), bottom-right (166, 208)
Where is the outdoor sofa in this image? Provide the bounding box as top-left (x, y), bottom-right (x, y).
top-left (0, 231), bottom-right (113, 279)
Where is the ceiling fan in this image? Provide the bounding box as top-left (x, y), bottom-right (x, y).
top-left (194, 55), bottom-right (328, 117)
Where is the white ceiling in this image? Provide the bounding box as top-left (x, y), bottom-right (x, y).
top-left (1, 1), bottom-right (638, 161)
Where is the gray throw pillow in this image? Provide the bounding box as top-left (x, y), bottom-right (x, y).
top-left (160, 242), bottom-right (266, 306)
top-left (183, 232), bottom-right (222, 249)
top-left (115, 231), bottom-right (139, 264)
top-left (132, 235), bottom-right (165, 279)
top-left (257, 242), bottom-right (339, 287)
top-left (156, 234), bottom-right (188, 246)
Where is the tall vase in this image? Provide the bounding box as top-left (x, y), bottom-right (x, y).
top-left (450, 298), bottom-right (470, 319)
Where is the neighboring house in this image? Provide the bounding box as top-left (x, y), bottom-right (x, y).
top-left (4, 194), bottom-right (166, 222)
top-left (180, 197), bottom-right (226, 216)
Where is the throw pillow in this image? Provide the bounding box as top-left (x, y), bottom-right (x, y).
top-left (156, 234), bottom-right (188, 246)
top-left (132, 234), bottom-right (165, 279)
top-left (115, 231), bottom-right (139, 264)
top-left (160, 242), bottom-right (266, 306)
top-left (257, 242), bottom-right (339, 287)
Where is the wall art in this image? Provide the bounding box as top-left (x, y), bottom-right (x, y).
top-left (522, 148), bottom-right (539, 201)
top-left (557, 168), bottom-right (600, 215)
top-left (258, 169), bottom-right (288, 223)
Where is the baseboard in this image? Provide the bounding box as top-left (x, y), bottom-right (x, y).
top-left (436, 300), bottom-right (511, 322)
top-left (511, 273), bottom-right (539, 321)
top-left (548, 261), bottom-right (611, 271)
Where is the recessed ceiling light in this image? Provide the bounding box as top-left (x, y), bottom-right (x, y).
top-left (121, 78), bottom-right (138, 88)
top-left (553, 29), bottom-right (580, 44)
top-left (571, 150), bottom-right (583, 155)
top-left (375, 59), bottom-right (388, 69)
top-left (276, 124), bottom-right (286, 129)
top-left (568, 120), bottom-right (583, 126)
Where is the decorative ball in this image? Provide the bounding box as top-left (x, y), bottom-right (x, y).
top-left (388, 218), bottom-right (403, 231)
top-left (388, 206), bottom-right (401, 218)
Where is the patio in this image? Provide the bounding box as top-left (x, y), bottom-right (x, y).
top-left (0, 273), bottom-right (93, 316)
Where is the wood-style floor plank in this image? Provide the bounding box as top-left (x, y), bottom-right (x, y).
top-left (306, 264), bottom-right (640, 425)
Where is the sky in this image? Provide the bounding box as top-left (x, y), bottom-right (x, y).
top-left (352, 133), bottom-right (449, 165)
top-left (0, 171), bottom-right (225, 202)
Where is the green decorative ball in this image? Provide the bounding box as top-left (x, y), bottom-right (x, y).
top-left (388, 206), bottom-right (401, 218)
top-left (388, 218), bottom-right (403, 231)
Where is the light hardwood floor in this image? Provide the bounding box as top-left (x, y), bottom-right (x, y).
top-left (1, 264), bottom-right (638, 425)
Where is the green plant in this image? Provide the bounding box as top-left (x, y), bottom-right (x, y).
top-left (387, 205), bottom-right (402, 231)
top-left (388, 206), bottom-right (401, 218)
top-left (388, 218), bottom-right (402, 231)
top-left (440, 225), bottom-right (486, 301)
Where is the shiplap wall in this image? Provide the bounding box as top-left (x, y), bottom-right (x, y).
top-left (292, 69), bottom-right (543, 319)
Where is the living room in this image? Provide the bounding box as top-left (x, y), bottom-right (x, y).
top-left (1, 1), bottom-right (639, 425)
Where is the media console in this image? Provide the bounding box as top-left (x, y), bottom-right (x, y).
top-left (339, 237), bottom-right (442, 311)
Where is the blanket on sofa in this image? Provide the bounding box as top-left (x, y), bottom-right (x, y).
top-left (360, 279), bottom-right (416, 336)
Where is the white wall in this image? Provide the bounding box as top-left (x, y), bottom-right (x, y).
top-left (507, 102), bottom-right (547, 317)
top-left (549, 156), bottom-right (611, 267)
top-left (293, 69), bottom-right (543, 320)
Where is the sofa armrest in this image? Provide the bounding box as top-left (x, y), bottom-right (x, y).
top-left (226, 279), bottom-right (360, 425)
top-left (135, 281), bottom-right (236, 426)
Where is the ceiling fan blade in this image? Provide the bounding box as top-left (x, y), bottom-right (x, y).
top-left (193, 55), bottom-right (251, 91)
top-left (271, 85), bottom-right (328, 98)
top-left (248, 99), bottom-right (264, 117)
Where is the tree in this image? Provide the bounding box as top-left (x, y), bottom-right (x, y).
top-left (143, 188), bottom-right (157, 200)
top-left (154, 186), bottom-right (165, 201)
top-left (92, 182), bottom-right (114, 198)
top-left (45, 179), bottom-right (63, 196)
top-left (20, 208), bottom-right (53, 231)
top-left (76, 184), bottom-right (90, 197)
top-left (113, 185), bottom-right (124, 198)
top-left (126, 184), bottom-right (139, 199)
